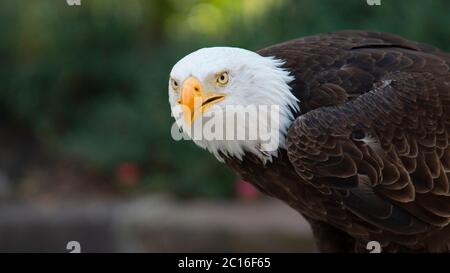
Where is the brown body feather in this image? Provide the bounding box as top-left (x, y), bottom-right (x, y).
top-left (225, 31), bottom-right (450, 252)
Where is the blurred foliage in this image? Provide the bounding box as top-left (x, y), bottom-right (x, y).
top-left (0, 0), bottom-right (449, 198)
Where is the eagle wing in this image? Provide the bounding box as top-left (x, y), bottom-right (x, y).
top-left (286, 71), bottom-right (450, 240)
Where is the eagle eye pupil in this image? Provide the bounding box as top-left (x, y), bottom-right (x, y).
top-left (217, 72), bottom-right (229, 86)
top-left (171, 78), bottom-right (179, 90)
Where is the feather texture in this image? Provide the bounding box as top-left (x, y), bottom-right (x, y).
top-left (226, 31), bottom-right (450, 252)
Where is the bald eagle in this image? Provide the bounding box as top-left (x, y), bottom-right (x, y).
top-left (168, 31), bottom-right (450, 252)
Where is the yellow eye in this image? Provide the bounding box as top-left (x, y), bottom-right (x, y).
top-left (171, 78), bottom-right (179, 90)
top-left (216, 72), bottom-right (229, 86)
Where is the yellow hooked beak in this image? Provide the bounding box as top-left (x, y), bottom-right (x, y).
top-left (177, 76), bottom-right (225, 127)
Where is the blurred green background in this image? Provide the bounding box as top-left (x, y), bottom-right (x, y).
top-left (1, 0), bottom-right (449, 200)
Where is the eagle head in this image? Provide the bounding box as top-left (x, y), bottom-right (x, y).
top-left (168, 47), bottom-right (299, 163)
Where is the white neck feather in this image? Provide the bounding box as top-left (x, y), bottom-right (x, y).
top-left (170, 47), bottom-right (300, 164)
top-left (193, 57), bottom-right (299, 164)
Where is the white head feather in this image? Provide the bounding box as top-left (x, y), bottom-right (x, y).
top-left (168, 47), bottom-right (299, 163)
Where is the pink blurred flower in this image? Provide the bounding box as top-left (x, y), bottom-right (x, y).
top-left (235, 179), bottom-right (261, 201)
top-left (116, 162), bottom-right (140, 186)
